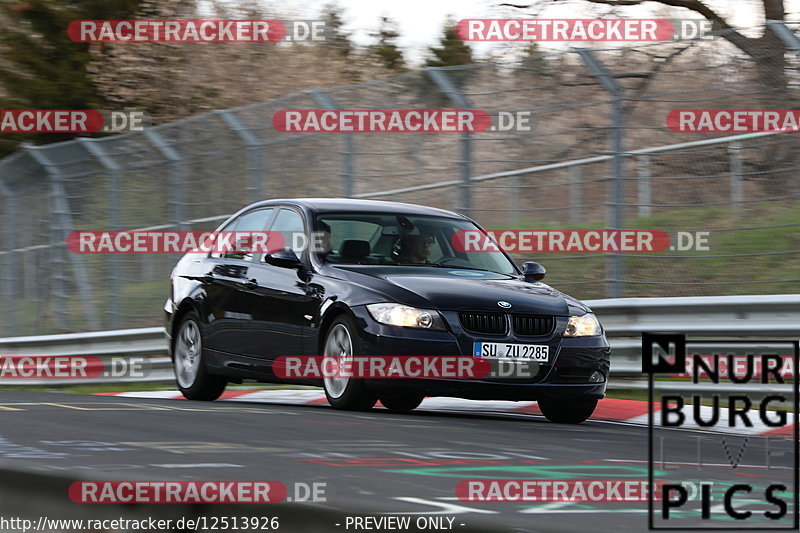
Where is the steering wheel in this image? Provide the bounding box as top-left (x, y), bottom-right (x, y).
top-left (433, 256), bottom-right (465, 266)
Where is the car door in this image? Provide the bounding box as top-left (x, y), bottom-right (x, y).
top-left (202, 207), bottom-right (275, 355)
top-left (242, 207), bottom-right (320, 360)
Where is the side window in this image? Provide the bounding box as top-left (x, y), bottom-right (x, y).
top-left (265, 208), bottom-right (306, 260)
top-left (322, 219), bottom-right (380, 253)
top-left (214, 208), bottom-right (274, 261)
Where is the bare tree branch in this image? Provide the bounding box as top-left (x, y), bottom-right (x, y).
top-left (507, 0), bottom-right (787, 66)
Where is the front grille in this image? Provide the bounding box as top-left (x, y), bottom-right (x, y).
top-left (459, 311), bottom-right (507, 334)
top-left (512, 314), bottom-right (555, 336)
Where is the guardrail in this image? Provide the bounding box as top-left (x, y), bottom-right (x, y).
top-left (0, 327), bottom-right (173, 385)
top-left (0, 294), bottom-right (797, 389)
top-left (587, 294), bottom-right (799, 393)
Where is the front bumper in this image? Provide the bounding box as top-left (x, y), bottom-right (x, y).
top-left (349, 306), bottom-right (611, 401)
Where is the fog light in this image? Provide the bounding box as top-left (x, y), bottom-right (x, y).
top-left (589, 371), bottom-right (605, 383)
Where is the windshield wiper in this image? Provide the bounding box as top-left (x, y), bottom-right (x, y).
top-left (427, 264), bottom-right (495, 273)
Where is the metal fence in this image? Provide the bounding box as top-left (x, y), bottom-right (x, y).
top-left (2, 22), bottom-right (800, 335)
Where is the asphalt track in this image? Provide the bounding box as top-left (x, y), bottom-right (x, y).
top-left (0, 390), bottom-right (795, 533)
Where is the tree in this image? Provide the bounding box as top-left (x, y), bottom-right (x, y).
top-left (88, 0), bottom-right (199, 121)
top-left (89, 0), bottom-right (364, 119)
top-left (518, 42), bottom-right (548, 75)
top-left (426, 18), bottom-right (474, 67)
top-left (507, 0), bottom-right (790, 87)
top-left (321, 3), bottom-right (353, 58)
top-left (0, 0), bottom-right (141, 155)
top-left (369, 16), bottom-right (406, 72)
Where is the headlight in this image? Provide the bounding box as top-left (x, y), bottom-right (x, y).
top-left (563, 313), bottom-right (601, 337)
top-left (366, 303), bottom-right (446, 330)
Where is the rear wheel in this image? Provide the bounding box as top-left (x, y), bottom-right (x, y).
top-left (537, 397), bottom-right (597, 424)
top-left (379, 393), bottom-right (425, 413)
top-left (173, 312), bottom-right (227, 401)
top-left (322, 316), bottom-right (377, 411)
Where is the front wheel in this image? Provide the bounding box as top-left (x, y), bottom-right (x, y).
top-left (322, 316), bottom-right (377, 411)
top-left (173, 312), bottom-right (227, 401)
top-left (537, 397), bottom-right (597, 424)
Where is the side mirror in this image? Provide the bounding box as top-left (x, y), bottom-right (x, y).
top-left (522, 261), bottom-right (546, 282)
top-left (265, 248), bottom-right (302, 268)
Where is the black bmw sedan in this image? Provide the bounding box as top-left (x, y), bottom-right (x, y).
top-left (165, 198), bottom-right (610, 423)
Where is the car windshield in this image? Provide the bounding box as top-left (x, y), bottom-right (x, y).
top-left (314, 212), bottom-right (517, 275)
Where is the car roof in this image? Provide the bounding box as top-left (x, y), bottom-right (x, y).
top-left (244, 198), bottom-right (468, 219)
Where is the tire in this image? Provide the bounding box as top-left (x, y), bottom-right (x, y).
top-left (538, 397), bottom-right (598, 424)
top-left (379, 393), bottom-right (425, 413)
top-left (172, 312), bottom-right (227, 401)
top-left (322, 316), bottom-right (377, 411)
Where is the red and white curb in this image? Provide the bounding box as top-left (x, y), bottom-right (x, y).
top-left (96, 390), bottom-right (793, 437)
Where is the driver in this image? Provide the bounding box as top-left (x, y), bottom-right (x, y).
top-left (398, 234), bottom-right (435, 264)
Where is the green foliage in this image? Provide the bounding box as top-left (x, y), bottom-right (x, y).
top-left (321, 2), bottom-right (352, 58)
top-left (518, 42), bottom-right (548, 75)
top-left (509, 204), bottom-right (800, 299)
top-left (425, 18), bottom-right (473, 67)
top-left (369, 16), bottom-right (405, 72)
top-left (0, 0), bottom-right (141, 156)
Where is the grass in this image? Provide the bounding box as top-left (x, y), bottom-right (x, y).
top-left (606, 388), bottom-right (650, 401)
top-left (507, 202), bottom-right (800, 299)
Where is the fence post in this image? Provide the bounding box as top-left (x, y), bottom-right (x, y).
top-left (144, 130), bottom-right (186, 230)
top-left (637, 155), bottom-right (652, 218)
top-left (570, 165), bottom-right (582, 223)
top-left (576, 50), bottom-right (626, 298)
top-left (509, 173), bottom-right (520, 226)
top-left (728, 142), bottom-right (743, 208)
top-left (78, 138), bottom-right (122, 330)
top-left (766, 20), bottom-right (800, 57)
top-left (217, 109), bottom-right (265, 202)
top-left (24, 144), bottom-right (100, 332)
top-left (0, 178), bottom-right (16, 336)
top-left (307, 90), bottom-right (355, 197)
top-left (424, 68), bottom-right (473, 217)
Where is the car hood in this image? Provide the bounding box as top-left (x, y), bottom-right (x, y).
top-left (330, 266), bottom-right (583, 316)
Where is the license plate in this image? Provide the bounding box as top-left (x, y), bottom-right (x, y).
top-left (473, 342), bottom-right (549, 362)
